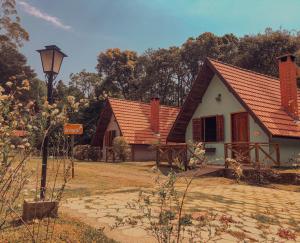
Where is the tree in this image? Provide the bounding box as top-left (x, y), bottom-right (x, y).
top-left (234, 28), bottom-right (300, 76)
top-left (69, 70), bottom-right (102, 98)
top-left (138, 48), bottom-right (185, 105)
top-left (180, 32), bottom-right (239, 88)
top-left (0, 0), bottom-right (35, 99)
top-left (96, 48), bottom-right (140, 99)
top-left (0, 0), bottom-right (29, 47)
top-left (0, 40), bottom-right (35, 84)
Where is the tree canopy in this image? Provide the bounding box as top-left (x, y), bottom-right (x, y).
top-left (95, 28), bottom-right (300, 108)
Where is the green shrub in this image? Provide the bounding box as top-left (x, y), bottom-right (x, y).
top-left (112, 136), bottom-right (130, 161)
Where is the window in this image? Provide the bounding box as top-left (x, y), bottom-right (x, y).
top-left (105, 130), bottom-right (116, 147)
top-left (192, 115), bottom-right (224, 142)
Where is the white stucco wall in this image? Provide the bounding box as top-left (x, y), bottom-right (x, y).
top-left (185, 75), bottom-right (269, 164)
top-left (270, 137), bottom-right (300, 165)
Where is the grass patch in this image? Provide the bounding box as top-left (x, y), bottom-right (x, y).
top-left (0, 214), bottom-right (116, 243)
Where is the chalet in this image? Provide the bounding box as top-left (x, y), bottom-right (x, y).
top-left (167, 54), bottom-right (300, 165)
top-left (92, 98), bottom-right (179, 161)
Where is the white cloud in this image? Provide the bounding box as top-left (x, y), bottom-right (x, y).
top-left (18, 1), bottom-right (71, 30)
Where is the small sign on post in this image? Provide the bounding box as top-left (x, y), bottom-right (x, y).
top-left (64, 124), bottom-right (83, 178)
top-left (63, 124), bottom-right (83, 135)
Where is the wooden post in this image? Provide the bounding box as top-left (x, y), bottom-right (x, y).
top-left (131, 145), bottom-right (135, 161)
top-left (255, 143), bottom-right (259, 168)
top-left (183, 148), bottom-right (188, 171)
top-left (275, 144), bottom-right (280, 166)
top-left (224, 144), bottom-right (228, 168)
top-left (112, 148), bottom-right (115, 162)
top-left (156, 146), bottom-right (160, 167)
top-left (71, 135), bottom-right (75, 178)
top-left (105, 147), bottom-right (108, 162)
top-left (168, 149), bottom-right (173, 167)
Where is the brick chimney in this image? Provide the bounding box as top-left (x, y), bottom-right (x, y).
top-left (277, 54), bottom-right (299, 120)
top-left (150, 97), bottom-right (160, 134)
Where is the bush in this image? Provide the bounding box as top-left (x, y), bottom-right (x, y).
top-left (112, 136), bottom-right (130, 161)
top-left (73, 145), bottom-right (102, 161)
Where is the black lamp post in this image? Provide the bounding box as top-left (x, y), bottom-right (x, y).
top-left (37, 45), bottom-right (67, 200)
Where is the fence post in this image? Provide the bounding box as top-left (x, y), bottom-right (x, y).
top-left (255, 143), bottom-right (259, 168)
top-left (105, 147), bottom-right (108, 162)
top-left (168, 149), bottom-right (173, 167)
top-left (112, 148), bottom-right (115, 162)
top-left (224, 144), bottom-right (228, 168)
top-left (275, 144), bottom-right (280, 166)
top-left (156, 146), bottom-right (160, 167)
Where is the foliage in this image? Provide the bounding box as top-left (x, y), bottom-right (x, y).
top-left (112, 136), bottom-right (130, 161)
top-left (0, 215), bottom-right (117, 242)
top-left (188, 142), bottom-right (206, 168)
top-left (225, 158), bottom-right (243, 183)
top-left (115, 171), bottom-right (237, 242)
top-left (0, 40), bottom-right (36, 86)
top-left (97, 48), bottom-right (139, 99)
top-left (0, 0), bottom-right (29, 47)
top-left (235, 28), bottom-right (300, 76)
top-left (0, 76), bottom-right (86, 241)
top-left (73, 145), bottom-right (101, 161)
top-left (69, 70), bottom-right (102, 99)
top-left (277, 228), bottom-right (296, 241)
top-left (95, 28), bottom-right (300, 108)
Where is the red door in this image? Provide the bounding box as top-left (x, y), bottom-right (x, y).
top-left (231, 112), bottom-right (250, 163)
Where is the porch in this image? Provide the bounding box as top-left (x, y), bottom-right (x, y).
top-left (155, 142), bottom-right (281, 169)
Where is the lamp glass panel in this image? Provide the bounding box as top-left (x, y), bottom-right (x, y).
top-left (53, 51), bottom-right (64, 74)
top-left (40, 49), bottom-right (54, 73)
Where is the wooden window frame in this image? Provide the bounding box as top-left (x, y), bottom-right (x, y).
top-left (192, 115), bottom-right (224, 143)
top-left (105, 130), bottom-right (117, 147)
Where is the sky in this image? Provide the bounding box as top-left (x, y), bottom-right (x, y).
top-left (17, 0), bottom-right (300, 81)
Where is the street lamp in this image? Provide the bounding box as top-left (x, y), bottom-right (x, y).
top-left (37, 45), bottom-right (67, 199)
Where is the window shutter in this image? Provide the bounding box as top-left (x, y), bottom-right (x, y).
top-left (111, 130), bottom-right (116, 146)
top-left (216, 115), bottom-right (224, 142)
top-left (104, 131), bottom-right (109, 146)
top-left (192, 118), bottom-right (203, 142)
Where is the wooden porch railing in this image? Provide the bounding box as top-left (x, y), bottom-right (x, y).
top-left (224, 142), bottom-right (280, 167)
top-left (156, 144), bottom-right (188, 170)
top-left (156, 143), bottom-right (208, 171)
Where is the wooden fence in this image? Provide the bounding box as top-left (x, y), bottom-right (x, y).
top-left (224, 142), bottom-right (280, 167)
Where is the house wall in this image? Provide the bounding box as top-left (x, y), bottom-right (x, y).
top-left (270, 137), bottom-right (300, 165)
top-left (185, 75), bottom-right (269, 164)
top-left (102, 114), bottom-right (121, 159)
top-left (102, 115), bottom-right (156, 161)
top-left (132, 145), bottom-right (156, 161)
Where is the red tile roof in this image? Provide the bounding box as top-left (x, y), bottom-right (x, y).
top-left (209, 59), bottom-right (300, 138)
top-left (108, 98), bottom-right (180, 144)
top-left (168, 58), bottom-right (300, 143)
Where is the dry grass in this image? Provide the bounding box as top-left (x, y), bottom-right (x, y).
top-left (1, 213), bottom-right (116, 243)
top-left (24, 158), bottom-right (300, 200)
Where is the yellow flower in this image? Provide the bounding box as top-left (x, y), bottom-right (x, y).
top-left (0, 95), bottom-right (9, 100)
top-left (6, 81), bottom-right (13, 87)
top-left (24, 142), bottom-right (30, 147)
top-left (22, 79), bottom-right (30, 88)
top-left (67, 96), bottom-right (75, 105)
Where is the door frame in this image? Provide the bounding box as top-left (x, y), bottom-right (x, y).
top-left (230, 112), bottom-right (250, 142)
top-left (230, 112), bottom-right (250, 162)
